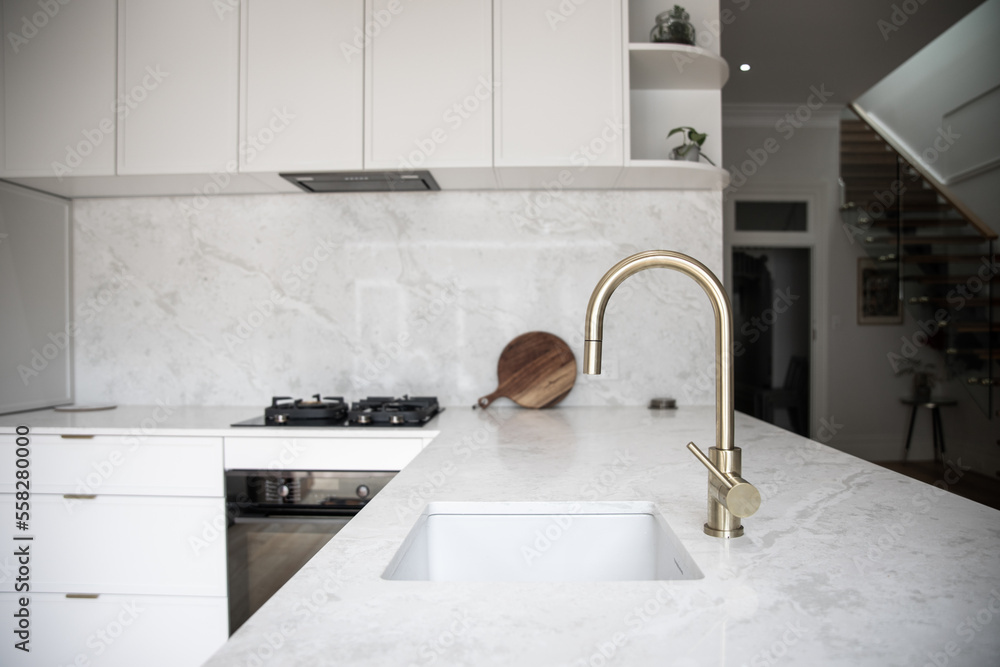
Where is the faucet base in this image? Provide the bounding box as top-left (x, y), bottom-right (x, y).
top-left (703, 523), bottom-right (744, 539)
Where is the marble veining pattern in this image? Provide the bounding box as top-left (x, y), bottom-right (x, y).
top-left (198, 406), bottom-right (1000, 667)
top-left (71, 190), bottom-right (722, 406)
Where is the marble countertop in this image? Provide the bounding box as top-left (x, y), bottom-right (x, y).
top-left (196, 405), bottom-right (1000, 667)
top-left (0, 405), bottom-right (440, 438)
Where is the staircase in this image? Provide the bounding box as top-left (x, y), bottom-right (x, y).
top-left (839, 116), bottom-right (997, 418)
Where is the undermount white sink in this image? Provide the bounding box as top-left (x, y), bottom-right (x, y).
top-left (382, 501), bottom-right (703, 582)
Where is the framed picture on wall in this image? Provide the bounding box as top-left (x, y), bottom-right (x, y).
top-left (857, 257), bottom-right (902, 324)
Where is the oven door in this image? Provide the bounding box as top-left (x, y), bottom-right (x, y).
top-left (227, 515), bottom-right (348, 632)
top-left (225, 471), bottom-right (395, 633)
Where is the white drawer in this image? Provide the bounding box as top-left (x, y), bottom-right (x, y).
top-left (0, 434), bottom-right (223, 496)
top-left (0, 494), bottom-right (226, 596)
top-left (0, 592), bottom-right (227, 667)
top-left (224, 436), bottom-right (429, 471)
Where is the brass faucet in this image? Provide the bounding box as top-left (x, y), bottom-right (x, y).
top-left (583, 250), bottom-right (760, 538)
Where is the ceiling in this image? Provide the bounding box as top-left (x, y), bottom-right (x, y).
top-left (720, 0), bottom-right (987, 105)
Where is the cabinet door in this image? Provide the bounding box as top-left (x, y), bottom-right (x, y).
top-left (0, 495), bottom-right (227, 596)
top-left (0, 593), bottom-right (227, 667)
top-left (494, 0), bottom-right (624, 174)
top-left (117, 0), bottom-right (239, 174)
top-left (365, 0), bottom-right (493, 170)
top-left (1, 0), bottom-right (117, 177)
top-left (241, 0), bottom-right (363, 172)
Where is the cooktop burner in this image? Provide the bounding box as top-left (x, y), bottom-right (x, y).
top-left (265, 395), bottom-right (348, 424)
top-left (231, 395), bottom-right (442, 428)
top-left (348, 396), bottom-right (440, 426)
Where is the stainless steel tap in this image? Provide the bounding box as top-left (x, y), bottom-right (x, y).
top-left (583, 250), bottom-right (760, 538)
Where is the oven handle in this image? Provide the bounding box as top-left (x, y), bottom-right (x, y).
top-left (232, 515), bottom-right (354, 526)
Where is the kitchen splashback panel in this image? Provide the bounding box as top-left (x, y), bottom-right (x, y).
top-left (71, 190), bottom-right (721, 407)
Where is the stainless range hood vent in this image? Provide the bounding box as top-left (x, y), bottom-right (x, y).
top-left (280, 170), bottom-right (440, 193)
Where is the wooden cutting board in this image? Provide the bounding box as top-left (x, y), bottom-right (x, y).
top-left (477, 332), bottom-right (577, 409)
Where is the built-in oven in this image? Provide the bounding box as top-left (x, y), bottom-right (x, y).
top-left (225, 469), bottom-right (395, 633)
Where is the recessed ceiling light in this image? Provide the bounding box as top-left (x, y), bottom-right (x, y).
top-left (740, 64), bottom-right (751, 72)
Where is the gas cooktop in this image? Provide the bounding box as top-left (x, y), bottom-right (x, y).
top-left (231, 395), bottom-right (443, 428)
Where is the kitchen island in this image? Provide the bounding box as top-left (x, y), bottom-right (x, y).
top-left (198, 405), bottom-right (1000, 667)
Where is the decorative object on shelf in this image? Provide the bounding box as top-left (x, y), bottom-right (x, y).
top-left (650, 5), bottom-right (696, 45)
top-left (667, 126), bottom-right (716, 165)
top-left (857, 257), bottom-right (902, 324)
top-left (894, 358), bottom-right (937, 402)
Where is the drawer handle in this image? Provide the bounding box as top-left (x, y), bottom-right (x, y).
top-left (63, 494), bottom-right (97, 500)
top-left (66, 593), bottom-right (100, 599)
top-left (61, 434), bottom-right (95, 439)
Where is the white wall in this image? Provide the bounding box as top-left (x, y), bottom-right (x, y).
top-left (854, 0), bottom-right (1000, 235)
top-left (70, 190), bottom-right (722, 408)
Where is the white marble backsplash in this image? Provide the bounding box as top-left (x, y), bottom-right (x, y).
top-left (71, 190), bottom-right (722, 407)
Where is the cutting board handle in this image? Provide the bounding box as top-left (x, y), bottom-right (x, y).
top-left (476, 390), bottom-right (503, 409)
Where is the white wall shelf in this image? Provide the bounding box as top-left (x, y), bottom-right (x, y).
top-left (616, 160), bottom-right (729, 189)
top-left (628, 44), bottom-right (729, 90)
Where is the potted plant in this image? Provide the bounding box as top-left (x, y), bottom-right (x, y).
top-left (667, 126), bottom-right (715, 165)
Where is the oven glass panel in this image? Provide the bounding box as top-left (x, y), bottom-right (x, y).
top-left (227, 518), bottom-right (346, 633)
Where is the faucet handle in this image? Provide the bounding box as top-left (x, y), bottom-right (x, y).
top-left (686, 442), bottom-right (761, 518)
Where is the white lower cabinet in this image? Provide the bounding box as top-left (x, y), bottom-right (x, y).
top-left (0, 592), bottom-right (228, 666)
top-left (0, 434), bottom-right (228, 665)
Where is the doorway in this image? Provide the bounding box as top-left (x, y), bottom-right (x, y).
top-left (724, 189), bottom-right (826, 439)
top-left (731, 247), bottom-right (811, 436)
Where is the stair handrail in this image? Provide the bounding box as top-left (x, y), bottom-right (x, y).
top-left (849, 102), bottom-right (998, 241)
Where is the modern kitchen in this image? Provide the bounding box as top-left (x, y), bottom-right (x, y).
top-left (1, 1), bottom-right (999, 666)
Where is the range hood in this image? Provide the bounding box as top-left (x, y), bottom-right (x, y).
top-left (280, 170), bottom-right (440, 193)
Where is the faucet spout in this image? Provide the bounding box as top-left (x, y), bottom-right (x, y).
top-left (583, 250), bottom-right (735, 451)
top-left (583, 250), bottom-right (758, 538)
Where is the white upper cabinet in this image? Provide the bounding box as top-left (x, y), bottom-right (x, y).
top-left (0, 0), bottom-right (117, 177)
top-left (494, 0), bottom-right (624, 186)
top-left (241, 0), bottom-right (364, 173)
top-left (117, 0), bottom-right (239, 175)
top-left (364, 0), bottom-right (493, 172)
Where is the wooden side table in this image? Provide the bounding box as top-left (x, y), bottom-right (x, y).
top-left (901, 398), bottom-right (957, 462)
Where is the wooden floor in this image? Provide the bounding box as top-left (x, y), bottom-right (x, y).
top-left (874, 460), bottom-right (1000, 511)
